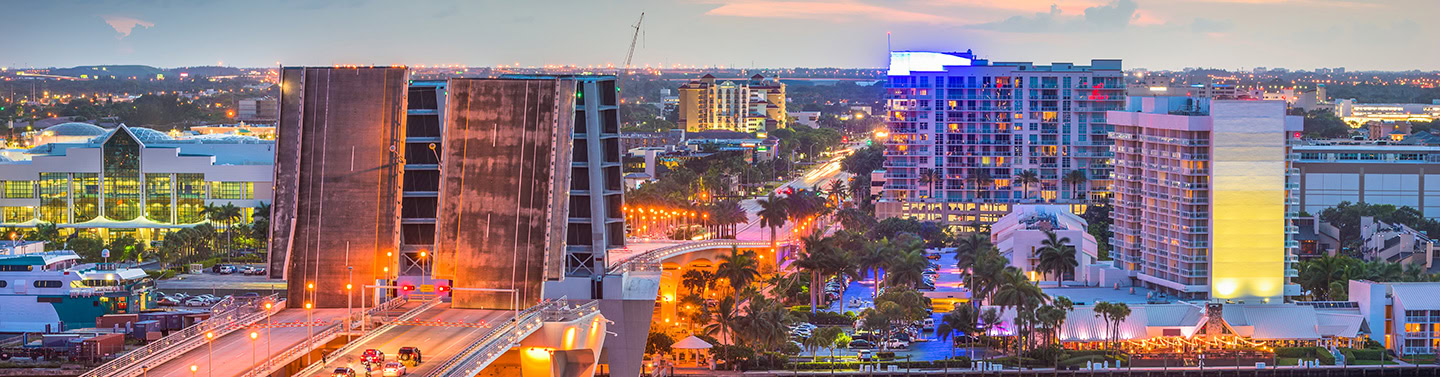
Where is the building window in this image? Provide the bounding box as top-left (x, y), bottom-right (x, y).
top-left (2, 181), bottom-right (35, 199)
top-left (103, 132), bottom-right (143, 221)
top-left (146, 174), bottom-right (172, 223)
top-left (1, 206), bottom-right (34, 223)
top-left (207, 182), bottom-right (253, 200)
top-left (175, 173), bottom-right (206, 223)
top-left (71, 173), bottom-right (99, 222)
top-left (38, 173), bottom-right (67, 224)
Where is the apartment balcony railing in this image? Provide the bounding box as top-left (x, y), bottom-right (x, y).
top-left (1404, 316), bottom-right (1440, 323)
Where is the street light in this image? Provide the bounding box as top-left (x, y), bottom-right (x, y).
top-left (249, 331), bottom-right (258, 370)
top-left (189, 365), bottom-right (197, 377)
top-left (204, 332), bottom-right (214, 377)
top-left (263, 302), bottom-right (273, 358)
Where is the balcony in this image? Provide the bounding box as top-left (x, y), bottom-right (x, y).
top-left (1285, 268), bottom-right (1299, 278)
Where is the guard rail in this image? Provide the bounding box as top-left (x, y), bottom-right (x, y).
top-left (81, 294), bottom-right (281, 377)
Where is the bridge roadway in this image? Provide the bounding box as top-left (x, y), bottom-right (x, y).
top-left (301, 303), bottom-right (514, 376)
top-left (139, 308), bottom-right (349, 377)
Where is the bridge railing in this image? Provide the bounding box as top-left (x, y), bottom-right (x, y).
top-left (239, 322), bottom-right (343, 377)
top-left (609, 239), bottom-right (777, 275)
top-left (427, 299), bottom-right (602, 377)
top-left (80, 294), bottom-right (282, 377)
top-left (283, 298), bottom-right (443, 377)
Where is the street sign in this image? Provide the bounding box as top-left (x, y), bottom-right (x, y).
top-left (419, 284), bottom-right (435, 293)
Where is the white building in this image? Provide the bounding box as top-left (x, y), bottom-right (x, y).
top-left (791, 111), bottom-right (821, 127)
top-left (1350, 280), bottom-right (1440, 355)
top-left (0, 124), bottom-right (273, 242)
top-left (1334, 99), bottom-right (1440, 125)
top-left (1108, 97), bottom-right (1303, 302)
top-left (990, 204), bottom-right (1099, 284)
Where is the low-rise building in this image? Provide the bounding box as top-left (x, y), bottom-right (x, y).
top-left (1350, 280), bottom-right (1440, 355)
top-left (989, 204), bottom-right (1099, 283)
top-left (1335, 99), bottom-right (1440, 126)
top-left (0, 124), bottom-right (273, 242)
top-left (1358, 217), bottom-right (1435, 266)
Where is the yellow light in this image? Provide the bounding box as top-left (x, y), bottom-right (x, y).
top-left (249, 332), bottom-right (258, 339)
top-left (307, 282), bottom-right (314, 290)
top-left (191, 365), bottom-right (198, 372)
top-left (305, 302), bottom-right (313, 309)
top-left (205, 332), bottom-right (214, 340)
top-left (346, 284), bottom-right (353, 290)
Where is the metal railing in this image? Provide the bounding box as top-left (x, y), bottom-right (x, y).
top-left (609, 239), bottom-right (777, 274)
top-left (239, 322), bottom-right (343, 377)
top-left (429, 300), bottom-right (601, 377)
top-left (284, 299), bottom-right (443, 377)
top-left (81, 294), bottom-right (281, 377)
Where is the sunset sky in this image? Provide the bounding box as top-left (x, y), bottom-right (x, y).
top-left (2, 0), bottom-right (1435, 70)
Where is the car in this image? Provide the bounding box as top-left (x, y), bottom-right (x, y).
top-left (218, 265), bottom-right (236, 274)
top-left (157, 297), bottom-right (179, 306)
top-left (331, 367), bottom-right (356, 377)
top-left (398, 347), bottom-right (423, 364)
top-left (884, 339), bottom-right (910, 349)
top-left (381, 362), bottom-right (407, 376)
top-left (211, 264), bottom-right (228, 273)
top-left (184, 298), bottom-right (208, 307)
top-left (247, 267), bottom-right (267, 276)
top-left (848, 339), bottom-right (875, 349)
top-left (922, 318), bottom-right (936, 330)
top-left (361, 349), bottom-right (385, 365)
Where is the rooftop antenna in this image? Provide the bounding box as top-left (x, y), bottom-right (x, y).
top-left (887, 31), bottom-right (891, 54)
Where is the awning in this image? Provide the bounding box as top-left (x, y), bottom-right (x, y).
top-left (673, 335), bottom-right (713, 349)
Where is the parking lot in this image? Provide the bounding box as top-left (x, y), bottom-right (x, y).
top-left (154, 263), bottom-right (286, 298)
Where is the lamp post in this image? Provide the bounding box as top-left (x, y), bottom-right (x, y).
top-left (204, 332), bottom-right (214, 377)
top-left (249, 331), bottom-right (258, 370)
top-left (347, 266), bottom-right (354, 342)
top-left (264, 302), bottom-right (273, 358)
top-left (304, 300), bottom-right (314, 365)
top-left (189, 365), bottom-right (197, 377)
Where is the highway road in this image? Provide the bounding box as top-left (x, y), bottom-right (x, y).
top-left (733, 152), bottom-right (854, 242)
top-left (143, 308), bottom-right (349, 377)
top-left (303, 303), bottom-right (514, 376)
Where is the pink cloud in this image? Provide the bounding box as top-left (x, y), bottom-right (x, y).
top-left (102, 15), bottom-right (155, 39)
top-left (705, 1), bottom-right (953, 24)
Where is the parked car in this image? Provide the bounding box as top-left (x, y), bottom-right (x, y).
top-left (398, 347), bottom-right (423, 364)
top-left (857, 349), bottom-right (873, 360)
top-left (922, 318), bottom-right (936, 330)
top-left (218, 265), bottom-right (236, 274)
top-left (848, 339), bottom-right (875, 349)
top-left (184, 298), bottom-right (208, 307)
top-left (332, 367), bottom-right (356, 377)
top-left (884, 339), bottom-right (910, 349)
top-left (157, 297), bottom-right (179, 306)
top-left (246, 267), bottom-right (267, 276)
top-left (381, 362), bottom-right (406, 376)
top-left (211, 264), bottom-right (229, 273)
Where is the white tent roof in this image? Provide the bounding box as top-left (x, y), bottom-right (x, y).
top-left (673, 335), bottom-right (713, 349)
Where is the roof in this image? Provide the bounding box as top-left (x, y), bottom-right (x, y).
top-left (1390, 283), bottom-right (1440, 310)
top-left (45, 122), bottom-right (107, 136)
top-left (1315, 312), bottom-right (1365, 338)
top-left (673, 335), bottom-right (713, 349)
top-left (1222, 305), bottom-right (1320, 340)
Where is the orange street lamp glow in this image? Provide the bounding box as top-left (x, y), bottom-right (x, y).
top-left (249, 331), bottom-right (258, 340)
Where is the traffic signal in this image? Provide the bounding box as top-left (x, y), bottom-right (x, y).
top-left (401, 284), bottom-right (415, 292)
top-left (437, 285), bottom-right (450, 293)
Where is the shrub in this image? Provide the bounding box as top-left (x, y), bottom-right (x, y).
top-left (788, 358), bottom-right (972, 370)
top-left (1274, 347), bottom-right (1335, 365)
top-left (1343, 347), bottom-right (1385, 361)
top-left (876, 351), bottom-right (895, 359)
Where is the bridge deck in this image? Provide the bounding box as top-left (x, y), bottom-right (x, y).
top-left (306, 304), bottom-right (514, 376)
top-left (141, 308), bottom-right (349, 377)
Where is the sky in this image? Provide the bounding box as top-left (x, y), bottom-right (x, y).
top-left (1, 0), bottom-right (1436, 71)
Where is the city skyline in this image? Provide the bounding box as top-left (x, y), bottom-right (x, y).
top-left (3, 0), bottom-right (1438, 71)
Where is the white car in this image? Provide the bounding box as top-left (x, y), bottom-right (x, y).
top-left (381, 361), bottom-right (407, 376)
top-left (922, 318), bottom-right (936, 330)
top-left (184, 298), bottom-right (208, 307)
top-left (884, 339), bottom-right (910, 349)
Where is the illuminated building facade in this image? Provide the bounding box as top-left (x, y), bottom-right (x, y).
top-left (1351, 280), bottom-right (1440, 355)
top-left (1335, 99), bottom-right (1440, 125)
top-left (0, 124), bottom-right (273, 242)
top-left (877, 51), bottom-right (1122, 231)
top-left (677, 74), bottom-right (787, 133)
top-left (1108, 97), bottom-right (1302, 302)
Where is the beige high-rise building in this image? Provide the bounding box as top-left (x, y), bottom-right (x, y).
top-left (678, 74), bottom-right (786, 133)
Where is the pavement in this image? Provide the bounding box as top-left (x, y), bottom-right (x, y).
top-left (304, 303), bottom-right (515, 376)
top-left (141, 308), bottom-right (350, 377)
top-left (155, 267), bottom-right (285, 296)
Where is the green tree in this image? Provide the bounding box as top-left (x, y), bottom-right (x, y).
top-left (1013, 169), bottom-right (1040, 201)
top-left (646, 331), bottom-right (675, 356)
top-left (885, 248), bottom-right (930, 289)
top-left (715, 247), bottom-right (760, 293)
top-left (757, 193), bottom-right (788, 251)
top-left (1035, 230), bottom-right (1078, 287)
top-left (1063, 170), bottom-right (1088, 201)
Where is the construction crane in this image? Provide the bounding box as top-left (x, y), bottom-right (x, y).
top-left (624, 12), bottom-right (645, 70)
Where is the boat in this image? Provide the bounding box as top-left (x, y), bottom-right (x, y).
top-left (0, 242), bottom-right (155, 332)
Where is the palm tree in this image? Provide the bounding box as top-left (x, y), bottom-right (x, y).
top-left (1093, 301), bottom-right (1131, 354)
top-left (859, 238), bottom-right (894, 302)
top-left (825, 179), bottom-right (849, 207)
top-left (1035, 230), bottom-right (1078, 287)
top-left (953, 233), bottom-right (989, 275)
top-left (795, 232), bottom-right (832, 313)
top-left (1063, 170), bottom-right (1088, 201)
top-left (886, 249), bottom-right (930, 289)
top-left (715, 247), bottom-right (760, 293)
top-left (757, 193), bottom-right (788, 250)
top-left (970, 169), bottom-right (993, 199)
top-left (937, 305), bottom-right (978, 371)
top-left (681, 269), bottom-right (712, 296)
top-left (705, 296), bottom-right (742, 345)
top-left (917, 168), bottom-right (943, 198)
top-left (992, 267), bottom-right (1049, 356)
top-left (1013, 169), bottom-right (1041, 201)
